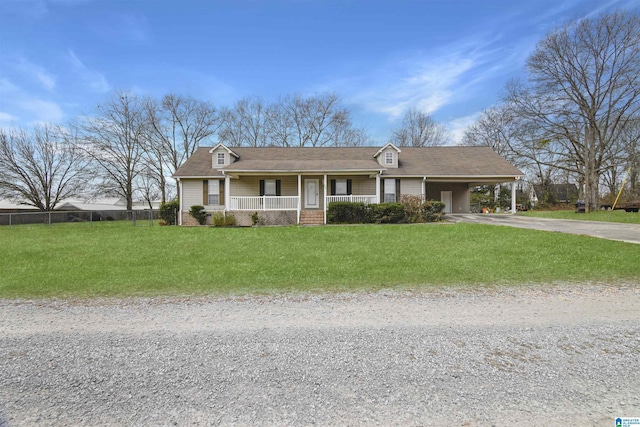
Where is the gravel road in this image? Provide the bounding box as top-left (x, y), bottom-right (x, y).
top-left (1, 284), bottom-right (639, 426)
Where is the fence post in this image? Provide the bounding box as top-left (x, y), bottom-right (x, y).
top-left (149, 209), bottom-right (153, 226)
top-left (133, 210), bottom-right (136, 227)
top-left (9, 213), bottom-right (11, 227)
top-left (174, 208), bottom-right (177, 225)
top-left (48, 211), bottom-right (51, 227)
top-left (90, 211), bottom-right (93, 227)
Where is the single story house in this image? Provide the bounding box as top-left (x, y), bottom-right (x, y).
top-left (173, 143), bottom-right (525, 226)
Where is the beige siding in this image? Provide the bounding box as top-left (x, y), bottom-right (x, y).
top-left (426, 182), bottom-right (470, 213)
top-left (376, 147), bottom-right (398, 168)
top-left (400, 178), bottom-right (423, 196)
top-left (232, 176), bottom-right (298, 196)
top-left (210, 147), bottom-right (232, 167)
top-left (182, 179), bottom-right (204, 209)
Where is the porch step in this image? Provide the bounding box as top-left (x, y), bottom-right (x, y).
top-left (300, 210), bottom-right (324, 225)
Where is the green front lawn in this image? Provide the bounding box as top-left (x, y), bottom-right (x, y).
top-left (1, 221), bottom-right (638, 298)
top-left (520, 209), bottom-right (640, 224)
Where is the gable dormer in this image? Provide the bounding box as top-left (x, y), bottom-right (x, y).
top-left (208, 143), bottom-right (239, 169)
top-left (374, 142), bottom-right (401, 168)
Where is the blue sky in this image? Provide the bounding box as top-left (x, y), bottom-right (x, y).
top-left (1, 0), bottom-right (639, 144)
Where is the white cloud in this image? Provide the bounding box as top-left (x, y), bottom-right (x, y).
top-left (19, 99), bottom-right (65, 123)
top-left (0, 111), bottom-right (19, 123)
top-left (67, 50), bottom-right (110, 93)
top-left (336, 34), bottom-right (505, 123)
top-left (447, 112), bottom-right (482, 145)
top-left (16, 57), bottom-right (56, 91)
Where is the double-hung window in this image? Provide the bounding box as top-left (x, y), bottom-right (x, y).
top-left (217, 152), bottom-right (225, 166)
top-left (208, 179), bottom-right (220, 205)
top-left (384, 179), bottom-right (396, 202)
top-left (335, 179), bottom-right (348, 195)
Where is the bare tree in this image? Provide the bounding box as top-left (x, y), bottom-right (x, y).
top-left (80, 90), bottom-right (147, 210)
top-left (391, 107), bottom-right (450, 147)
top-left (0, 124), bottom-right (92, 210)
top-left (506, 10), bottom-right (640, 212)
top-left (218, 97), bottom-right (269, 147)
top-left (220, 93), bottom-right (367, 147)
top-left (144, 94), bottom-right (219, 202)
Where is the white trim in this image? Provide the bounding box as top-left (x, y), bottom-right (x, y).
top-left (178, 179), bottom-right (183, 225)
top-left (323, 174), bottom-right (327, 224)
top-left (224, 174), bottom-right (230, 209)
top-left (297, 174), bottom-right (302, 224)
top-left (208, 143), bottom-right (239, 159)
top-left (373, 142), bottom-right (401, 158)
top-left (375, 173), bottom-right (380, 204)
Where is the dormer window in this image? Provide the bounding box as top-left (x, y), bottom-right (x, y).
top-left (385, 152), bottom-right (394, 165)
top-left (217, 152), bottom-right (225, 166)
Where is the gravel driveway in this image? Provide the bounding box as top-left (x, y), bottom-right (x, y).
top-left (1, 284), bottom-right (639, 426)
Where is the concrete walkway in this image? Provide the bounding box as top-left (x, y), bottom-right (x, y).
top-left (449, 213), bottom-right (640, 244)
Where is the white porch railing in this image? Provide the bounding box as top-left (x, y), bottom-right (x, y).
top-left (229, 196), bottom-right (299, 211)
top-left (326, 195), bottom-right (377, 204)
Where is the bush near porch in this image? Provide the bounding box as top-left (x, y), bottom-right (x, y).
top-left (327, 197), bottom-right (445, 224)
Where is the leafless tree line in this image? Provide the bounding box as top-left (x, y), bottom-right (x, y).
top-left (462, 10), bottom-right (640, 211)
top-left (4, 92), bottom-right (449, 210)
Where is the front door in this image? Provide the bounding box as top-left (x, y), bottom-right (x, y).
top-left (305, 179), bottom-right (319, 208)
top-left (441, 191), bottom-right (452, 214)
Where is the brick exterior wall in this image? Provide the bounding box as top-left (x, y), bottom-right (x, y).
top-left (181, 210), bottom-right (297, 226)
top-left (230, 210), bottom-right (297, 226)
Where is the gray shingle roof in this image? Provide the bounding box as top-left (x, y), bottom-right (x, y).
top-left (173, 146), bottom-right (523, 178)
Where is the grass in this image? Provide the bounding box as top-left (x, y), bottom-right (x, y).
top-left (1, 221), bottom-right (638, 299)
top-left (520, 209), bottom-right (640, 224)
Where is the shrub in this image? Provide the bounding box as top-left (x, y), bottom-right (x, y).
top-left (212, 212), bottom-right (236, 227)
top-left (327, 202), bottom-right (369, 224)
top-left (399, 195), bottom-right (446, 222)
top-left (189, 205), bottom-right (207, 225)
top-left (159, 200), bottom-right (180, 225)
top-left (212, 212), bottom-right (225, 227)
top-left (371, 203), bottom-right (405, 223)
top-left (251, 212), bottom-right (259, 226)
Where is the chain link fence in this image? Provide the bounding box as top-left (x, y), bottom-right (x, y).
top-left (0, 210), bottom-right (160, 227)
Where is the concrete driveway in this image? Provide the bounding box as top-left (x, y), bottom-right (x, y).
top-left (450, 213), bottom-right (640, 244)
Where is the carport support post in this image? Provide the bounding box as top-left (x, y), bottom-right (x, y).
top-left (511, 181), bottom-right (517, 214)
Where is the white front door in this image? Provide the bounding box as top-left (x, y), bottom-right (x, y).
top-left (305, 179), bottom-right (319, 208)
top-left (441, 191), bottom-right (452, 214)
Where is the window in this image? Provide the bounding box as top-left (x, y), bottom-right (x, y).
top-left (264, 179), bottom-right (276, 196)
top-left (208, 179), bottom-right (220, 205)
top-left (384, 179), bottom-right (396, 203)
top-left (217, 152), bottom-right (225, 166)
top-left (385, 152), bottom-right (394, 165)
top-left (335, 179), bottom-right (347, 195)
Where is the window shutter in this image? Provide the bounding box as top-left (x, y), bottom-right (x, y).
top-left (259, 180), bottom-right (265, 196)
top-left (203, 180), bottom-right (208, 205)
top-left (219, 180), bottom-right (225, 206)
top-left (395, 179), bottom-right (401, 201)
top-left (347, 179), bottom-right (352, 195)
top-left (330, 179), bottom-right (336, 195)
top-left (276, 180), bottom-right (281, 196)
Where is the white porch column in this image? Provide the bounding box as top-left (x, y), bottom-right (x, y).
top-left (511, 180), bottom-right (517, 214)
top-left (178, 179), bottom-right (183, 225)
top-left (323, 174), bottom-right (328, 224)
top-left (422, 177), bottom-right (427, 200)
top-left (224, 174), bottom-right (230, 211)
top-left (375, 173), bottom-right (381, 204)
top-left (297, 174), bottom-right (302, 224)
